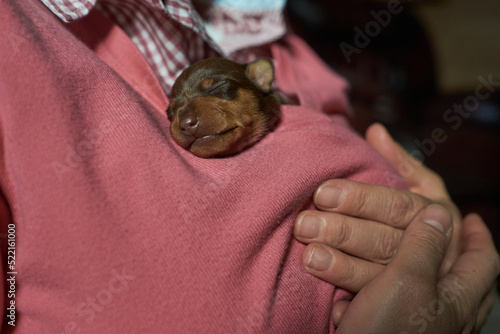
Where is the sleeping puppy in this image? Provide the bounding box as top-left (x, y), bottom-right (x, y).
top-left (167, 58), bottom-right (282, 158)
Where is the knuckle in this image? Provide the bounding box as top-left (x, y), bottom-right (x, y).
top-left (430, 172), bottom-right (446, 189)
top-left (451, 277), bottom-right (477, 323)
top-left (412, 229), bottom-right (446, 260)
top-left (346, 187), bottom-right (368, 217)
top-left (421, 162), bottom-right (442, 181)
top-left (373, 228), bottom-right (400, 263)
top-left (331, 180), bottom-right (366, 215)
top-left (386, 190), bottom-right (415, 226)
top-left (326, 215), bottom-right (353, 249)
top-left (336, 258), bottom-right (356, 283)
top-left (423, 171), bottom-right (448, 196)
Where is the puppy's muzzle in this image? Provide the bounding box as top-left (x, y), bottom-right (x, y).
top-left (178, 112), bottom-right (199, 136)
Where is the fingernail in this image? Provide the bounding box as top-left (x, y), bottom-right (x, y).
top-left (306, 246), bottom-right (332, 271)
top-left (422, 205), bottom-right (452, 234)
top-left (315, 186), bottom-right (344, 209)
top-left (296, 214), bottom-right (323, 239)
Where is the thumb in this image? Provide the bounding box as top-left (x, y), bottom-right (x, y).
top-left (392, 204), bottom-right (453, 280)
top-left (335, 204), bottom-right (454, 333)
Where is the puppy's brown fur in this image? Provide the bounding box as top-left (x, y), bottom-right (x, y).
top-left (167, 58), bottom-right (281, 158)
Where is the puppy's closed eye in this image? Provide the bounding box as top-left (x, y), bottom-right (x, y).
top-left (204, 80), bottom-right (228, 95)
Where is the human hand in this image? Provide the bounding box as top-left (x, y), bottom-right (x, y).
top-left (294, 123), bottom-right (461, 293)
top-left (293, 123), bottom-right (498, 330)
top-left (335, 206), bottom-right (499, 333)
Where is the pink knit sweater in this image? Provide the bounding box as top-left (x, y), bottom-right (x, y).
top-left (0, 1), bottom-right (405, 332)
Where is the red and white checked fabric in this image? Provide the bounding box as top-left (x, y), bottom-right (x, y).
top-left (40, 0), bottom-right (96, 21)
top-left (39, 0), bottom-right (286, 94)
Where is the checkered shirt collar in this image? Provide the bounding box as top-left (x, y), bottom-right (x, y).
top-left (39, 0), bottom-right (210, 40)
top-left (38, 0), bottom-right (286, 94)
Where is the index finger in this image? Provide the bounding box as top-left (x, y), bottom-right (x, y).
top-left (314, 179), bottom-right (431, 229)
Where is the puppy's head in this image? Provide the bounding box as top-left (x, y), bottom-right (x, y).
top-left (167, 58), bottom-right (281, 158)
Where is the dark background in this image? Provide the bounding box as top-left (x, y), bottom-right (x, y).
top-left (286, 0), bottom-right (500, 257)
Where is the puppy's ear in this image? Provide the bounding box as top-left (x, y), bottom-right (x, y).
top-left (246, 59), bottom-right (274, 93)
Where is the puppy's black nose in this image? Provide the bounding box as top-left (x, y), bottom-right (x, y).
top-left (179, 114), bottom-right (199, 136)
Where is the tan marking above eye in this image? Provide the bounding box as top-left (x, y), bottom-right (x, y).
top-left (201, 79), bottom-right (214, 89)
